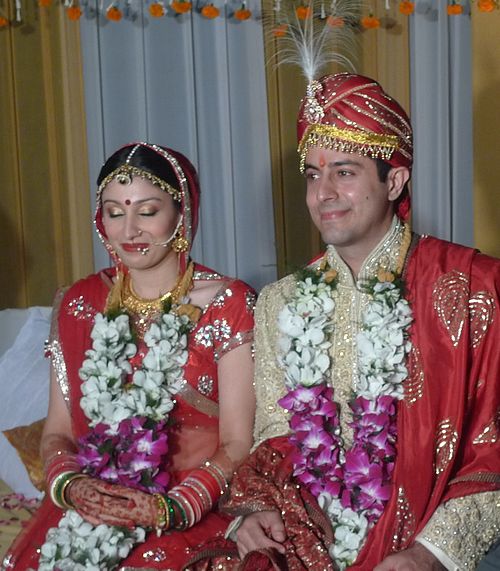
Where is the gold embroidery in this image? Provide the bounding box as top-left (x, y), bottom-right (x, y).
top-left (404, 345), bottom-right (424, 406)
top-left (391, 487), bottom-right (416, 552)
top-left (469, 291), bottom-right (495, 349)
top-left (432, 270), bottom-right (469, 347)
top-left (473, 409), bottom-right (500, 445)
top-left (298, 123), bottom-right (398, 172)
top-left (435, 419), bottom-right (458, 475)
top-left (214, 330), bottom-right (253, 361)
top-left (47, 287), bottom-right (70, 404)
top-left (253, 219), bottom-right (409, 449)
top-left (419, 492), bottom-right (500, 569)
top-left (450, 472), bottom-right (500, 486)
top-left (177, 381), bottom-right (219, 417)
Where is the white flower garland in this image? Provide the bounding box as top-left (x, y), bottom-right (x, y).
top-left (38, 511), bottom-right (145, 571)
top-left (38, 309), bottom-right (191, 570)
top-left (278, 266), bottom-right (412, 570)
top-left (80, 312), bottom-right (190, 426)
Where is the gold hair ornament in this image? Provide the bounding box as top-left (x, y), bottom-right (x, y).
top-left (298, 123), bottom-right (399, 172)
top-left (97, 165), bottom-right (182, 202)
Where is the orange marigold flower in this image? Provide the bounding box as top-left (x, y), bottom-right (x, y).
top-left (295, 5), bottom-right (311, 19)
top-left (0, 16), bottom-right (9, 26)
top-left (200, 3), bottom-right (219, 18)
top-left (478, 0), bottom-right (497, 12)
top-left (377, 269), bottom-right (395, 283)
top-left (234, 5), bottom-right (251, 20)
top-left (67, 5), bottom-right (82, 19)
top-left (272, 22), bottom-right (288, 37)
top-left (106, 5), bottom-right (122, 20)
top-left (447, 2), bottom-right (463, 15)
top-left (171, 0), bottom-right (192, 13)
top-left (399, 1), bottom-right (414, 15)
top-left (361, 14), bottom-right (380, 29)
top-left (326, 15), bottom-right (344, 27)
top-left (149, 2), bottom-right (165, 17)
top-left (39, 0), bottom-right (52, 7)
top-left (324, 269), bottom-right (338, 284)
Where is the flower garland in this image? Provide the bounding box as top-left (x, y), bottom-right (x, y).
top-left (277, 260), bottom-right (412, 570)
top-left (38, 303), bottom-right (193, 570)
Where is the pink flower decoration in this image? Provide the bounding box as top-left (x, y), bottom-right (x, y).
top-left (78, 417), bottom-right (170, 493)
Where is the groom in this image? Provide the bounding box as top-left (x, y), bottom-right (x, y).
top-left (223, 73), bottom-right (500, 570)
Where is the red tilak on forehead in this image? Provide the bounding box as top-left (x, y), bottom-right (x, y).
top-left (125, 199), bottom-right (131, 205)
top-left (319, 154), bottom-right (326, 168)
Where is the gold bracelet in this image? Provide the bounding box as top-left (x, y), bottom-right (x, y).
top-left (153, 493), bottom-right (169, 537)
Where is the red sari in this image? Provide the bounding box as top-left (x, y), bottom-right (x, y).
top-left (3, 263), bottom-right (254, 571)
top-left (222, 236), bottom-right (500, 569)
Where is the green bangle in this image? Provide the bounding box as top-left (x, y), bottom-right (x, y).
top-left (167, 494), bottom-right (188, 530)
top-left (50, 472), bottom-right (82, 510)
top-left (164, 495), bottom-right (176, 527)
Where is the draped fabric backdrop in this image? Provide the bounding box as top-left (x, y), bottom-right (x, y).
top-left (410, 2), bottom-right (473, 247)
top-left (80, 3), bottom-right (277, 291)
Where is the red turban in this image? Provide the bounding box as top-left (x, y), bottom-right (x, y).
top-left (297, 73), bottom-right (413, 220)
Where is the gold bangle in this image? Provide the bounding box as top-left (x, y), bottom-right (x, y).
top-left (153, 493), bottom-right (169, 537)
top-left (61, 473), bottom-right (87, 510)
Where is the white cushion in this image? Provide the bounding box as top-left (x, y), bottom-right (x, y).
top-left (0, 307), bottom-right (51, 497)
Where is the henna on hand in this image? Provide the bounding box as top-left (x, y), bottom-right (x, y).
top-left (67, 477), bottom-right (158, 528)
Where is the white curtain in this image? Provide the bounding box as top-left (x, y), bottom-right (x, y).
top-left (409, 1), bottom-right (473, 247)
top-left (80, 2), bottom-right (277, 291)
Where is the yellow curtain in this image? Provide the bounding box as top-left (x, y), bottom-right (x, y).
top-left (472, 9), bottom-right (500, 259)
top-left (0, 4), bottom-right (93, 309)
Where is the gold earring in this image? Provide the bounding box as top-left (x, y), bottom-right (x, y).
top-left (172, 226), bottom-right (189, 253)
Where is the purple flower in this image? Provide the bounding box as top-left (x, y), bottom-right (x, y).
top-left (77, 417), bottom-right (170, 493)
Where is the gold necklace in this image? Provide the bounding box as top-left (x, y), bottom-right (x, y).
top-left (120, 261), bottom-right (195, 319)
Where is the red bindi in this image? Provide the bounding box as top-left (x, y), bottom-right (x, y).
top-left (125, 199), bottom-right (131, 205)
top-left (319, 155), bottom-right (326, 168)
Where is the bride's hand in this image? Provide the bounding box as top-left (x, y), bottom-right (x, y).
top-left (67, 477), bottom-right (158, 528)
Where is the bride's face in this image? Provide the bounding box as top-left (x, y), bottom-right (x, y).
top-left (101, 176), bottom-right (180, 271)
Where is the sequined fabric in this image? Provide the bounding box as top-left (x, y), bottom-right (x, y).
top-left (419, 492), bottom-right (500, 569)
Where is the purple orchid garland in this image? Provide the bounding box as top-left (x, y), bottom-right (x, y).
top-left (77, 417), bottom-right (170, 493)
top-left (279, 387), bottom-right (397, 524)
top-left (277, 261), bottom-right (412, 567)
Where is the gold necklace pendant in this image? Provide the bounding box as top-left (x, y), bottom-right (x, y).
top-left (121, 260), bottom-right (195, 319)
top-left (122, 278), bottom-right (171, 319)
top-left (104, 261), bottom-right (196, 337)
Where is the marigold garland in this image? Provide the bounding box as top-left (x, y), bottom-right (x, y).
top-left (10, 0), bottom-right (499, 26)
top-left (478, 0), bottom-right (497, 11)
top-left (106, 5), bottom-right (123, 20)
top-left (447, 2), bottom-right (463, 14)
top-left (234, 5), bottom-right (251, 20)
top-left (66, 5), bottom-right (82, 20)
top-left (0, 15), bottom-right (8, 26)
top-left (361, 14), bottom-right (380, 29)
top-left (149, 2), bottom-right (165, 17)
top-left (295, 4), bottom-right (311, 19)
top-left (326, 15), bottom-right (344, 27)
top-left (399, 0), bottom-right (415, 14)
top-left (272, 22), bottom-right (288, 36)
top-left (171, 0), bottom-right (192, 14)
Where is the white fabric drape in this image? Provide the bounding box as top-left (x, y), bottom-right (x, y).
top-left (80, 4), bottom-right (277, 291)
top-left (409, 2), bottom-right (473, 247)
